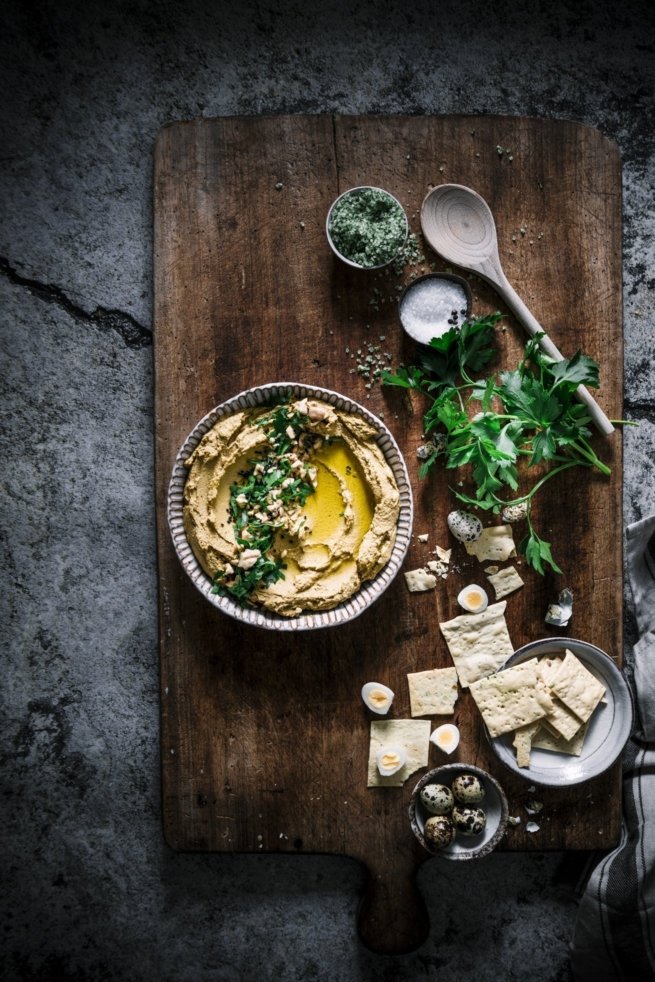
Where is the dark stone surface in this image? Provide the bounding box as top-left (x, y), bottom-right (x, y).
top-left (1, 1), bottom-right (653, 979)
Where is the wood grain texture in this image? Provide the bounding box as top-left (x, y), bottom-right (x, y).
top-left (153, 115), bottom-right (623, 954)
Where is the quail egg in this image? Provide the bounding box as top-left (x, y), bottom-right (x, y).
top-left (430, 723), bottom-right (460, 755)
top-left (420, 782), bottom-right (454, 815)
top-left (452, 773), bottom-right (486, 804)
top-left (457, 584), bottom-right (489, 613)
top-left (376, 746), bottom-right (406, 777)
top-left (501, 502), bottom-right (528, 523)
top-left (452, 805), bottom-right (487, 836)
top-left (424, 815), bottom-right (456, 849)
top-left (447, 510), bottom-right (483, 543)
top-left (361, 681), bottom-right (394, 715)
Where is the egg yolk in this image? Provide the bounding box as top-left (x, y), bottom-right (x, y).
top-left (369, 689), bottom-right (389, 707)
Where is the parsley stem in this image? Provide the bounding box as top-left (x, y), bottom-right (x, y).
top-left (492, 459), bottom-right (581, 508)
top-left (568, 439), bottom-right (611, 476)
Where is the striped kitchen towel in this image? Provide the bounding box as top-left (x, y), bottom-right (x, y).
top-left (571, 514), bottom-right (655, 981)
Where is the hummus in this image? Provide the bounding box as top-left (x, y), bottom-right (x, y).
top-left (182, 398), bottom-right (401, 617)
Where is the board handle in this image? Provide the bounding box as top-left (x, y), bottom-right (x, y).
top-left (357, 862), bottom-right (429, 954)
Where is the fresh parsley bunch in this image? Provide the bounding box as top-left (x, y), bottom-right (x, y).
top-left (382, 313), bottom-right (612, 575)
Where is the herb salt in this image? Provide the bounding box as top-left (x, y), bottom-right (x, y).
top-left (328, 188), bottom-right (407, 268)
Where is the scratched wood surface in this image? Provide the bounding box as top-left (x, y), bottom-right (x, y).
top-left (153, 115), bottom-right (623, 953)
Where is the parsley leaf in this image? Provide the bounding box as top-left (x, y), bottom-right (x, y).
top-left (382, 314), bottom-right (614, 575)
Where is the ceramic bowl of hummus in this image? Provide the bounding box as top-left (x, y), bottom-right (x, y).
top-left (167, 382), bottom-right (413, 631)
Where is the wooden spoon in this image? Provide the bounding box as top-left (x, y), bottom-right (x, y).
top-left (420, 183), bottom-right (614, 435)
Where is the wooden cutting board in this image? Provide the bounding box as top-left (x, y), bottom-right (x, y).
top-left (153, 115), bottom-right (623, 954)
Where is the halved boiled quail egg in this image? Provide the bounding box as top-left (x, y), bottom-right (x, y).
top-left (457, 584), bottom-right (489, 613)
top-left (376, 746), bottom-right (407, 777)
top-left (430, 723), bottom-right (460, 755)
top-left (361, 681), bottom-right (394, 715)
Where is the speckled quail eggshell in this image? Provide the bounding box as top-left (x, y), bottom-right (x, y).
top-left (451, 773), bottom-right (485, 804)
top-left (420, 783), bottom-right (454, 815)
top-left (447, 510), bottom-right (483, 543)
top-left (424, 815), bottom-right (457, 849)
top-left (452, 805), bottom-right (487, 836)
top-left (501, 502), bottom-right (528, 523)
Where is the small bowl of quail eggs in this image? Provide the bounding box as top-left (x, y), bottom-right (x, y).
top-left (408, 763), bottom-right (509, 860)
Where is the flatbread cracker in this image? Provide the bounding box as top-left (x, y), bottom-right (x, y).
top-left (542, 697), bottom-right (585, 741)
top-left (439, 601), bottom-right (514, 687)
top-left (486, 565), bottom-right (525, 599)
top-left (532, 721), bottom-right (589, 757)
top-left (404, 568), bottom-right (437, 592)
top-left (469, 658), bottom-right (547, 737)
top-left (549, 649), bottom-right (606, 722)
top-left (464, 525), bottom-right (517, 562)
top-left (366, 719), bottom-right (431, 787)
top-left (513, 721), bottom-right (541, 768)
top-left (407, 667), bottom-right (459, 717)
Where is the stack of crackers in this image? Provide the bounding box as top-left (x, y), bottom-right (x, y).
top-left (468, 649), bottom-right (606, 768)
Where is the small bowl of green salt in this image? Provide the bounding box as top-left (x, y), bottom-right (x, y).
top-left (326, 186), bottom-right (408, 270)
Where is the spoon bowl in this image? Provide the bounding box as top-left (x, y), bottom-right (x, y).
top-left (421, 184), bottom-right (498, 270)
top-left (420, 184), bottom-right (614, 436)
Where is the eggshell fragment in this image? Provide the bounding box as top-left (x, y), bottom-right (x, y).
top-left (361, 681), bottom-right (394, 715)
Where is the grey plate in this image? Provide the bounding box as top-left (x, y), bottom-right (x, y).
top-left (487, 637), bottom-right (634, 787)
top-left (409, 763), bottom-right (509, 860)
top-left (167, 382), bottom-right (413, 632)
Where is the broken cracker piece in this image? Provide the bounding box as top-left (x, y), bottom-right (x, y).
top-left (513, 721), bottom-right (541, 768)
top-left (404, 569), bottom-right (437, 593)
top-left (464, 525), bottom-right (516, 563)
top-left (486, 565), bottom-right (525, 600)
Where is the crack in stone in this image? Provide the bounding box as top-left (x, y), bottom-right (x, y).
top-left (623, 399), bottom-right (655, 423)
top-left (0, 256), bottom-right (152, 349)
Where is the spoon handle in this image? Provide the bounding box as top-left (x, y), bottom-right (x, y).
top-left (495, 271), bottom-right (615, 436)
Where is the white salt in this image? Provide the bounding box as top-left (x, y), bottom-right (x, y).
top-left (399, 276), bottom-right (469, 345)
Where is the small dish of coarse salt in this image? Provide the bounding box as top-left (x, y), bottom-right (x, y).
top-left (399, 272), bottom-right (472, 345)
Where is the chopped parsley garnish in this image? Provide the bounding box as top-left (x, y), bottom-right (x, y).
top-left (212, 402), bottom-right (322, 604)
top-left (382, 314), bottom-right (618, 575)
